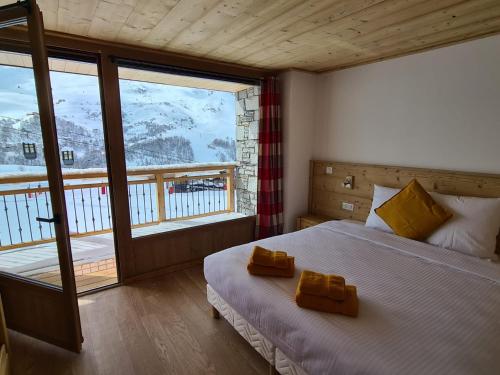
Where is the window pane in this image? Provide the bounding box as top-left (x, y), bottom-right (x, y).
top-left (50, 58), bottom-right (118, 293)
top-left (118, 67), bottom-right (255, 238)
top-left (0, 50), bottom-right (62, 288)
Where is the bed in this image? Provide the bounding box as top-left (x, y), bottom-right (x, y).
top-left (205, 161), bottom-right (500, 374)
top-left (204, 220), bottom-right (500, 374)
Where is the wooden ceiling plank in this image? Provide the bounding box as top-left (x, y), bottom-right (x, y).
top-left (332, 0), bottom-right (469, 43)
top-left (0, 54), bottom-right (10, 67)
top-left (322, 16), bottom-right (500, 71)
top-left (189, 0), bottom-right (291, 55)
top-left (232, 0), bottom-right (448, 65)
top-left (356, 0), bottom-right (500, 50)
top-left (117, 65), bottom-right (250, 92)
top-left (87, 0), bottom-right (137, 41)
top-left (317, 1), bottom-right (500, 67)
top-left (286, 0), bottom-right (453, 47)
top-left (37, 0), bottom-right (59, 30)
top-left (227, 0), bottom-right (357, 48)
top-left (116, 0), bottom-right (179, 44)
top-left (55, 0), bottom-right (99, 36)
top-left (296, 0), bottom-right (489, 51)
top-left (49, 58), bottom-right (68, 73)
top-left (4, 51), bottom-right (18, 66)
top-left (21, 54), bottom-right (32, 68)
top-left (195, 0), bottom-right (319, 54)
top-left (5, 53), bottom-right (21, 67)
top-left (212, 0), bottom-right (386, 62)
top-left (243, 39), bottom-right (369, 68)
top-left (309, 12), bottom-right (500, 71)
top-left (252, 0), bottom-right (498, 69)
top-left (140, 0), bottom-right (221, 48)
top-left (166, 0), bottom-right (267, 52)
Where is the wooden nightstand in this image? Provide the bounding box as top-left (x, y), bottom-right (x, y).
top-left (296, 214), bottom-right (333, 230)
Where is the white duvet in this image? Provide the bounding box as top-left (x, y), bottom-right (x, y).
top-left (204, 221), bottom-right (500, 375)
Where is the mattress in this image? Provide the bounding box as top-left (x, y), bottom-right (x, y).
top-left (204, 221), bottom-right (500, 375)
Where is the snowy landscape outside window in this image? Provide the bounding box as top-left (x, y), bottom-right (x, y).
top-left (118, 72), bottom-right (237, 167)
top-left (117, 67), bottom-right (257, 237)
top-left (0, 54), bottom-right (119, 290)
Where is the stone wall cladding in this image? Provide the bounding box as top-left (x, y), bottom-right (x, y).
top-left (235, 86), bottom-right (260, 216)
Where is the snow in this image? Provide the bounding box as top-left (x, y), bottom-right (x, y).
top-left (0, 63), bottom-right (244, 249)
top-left (0, 65), bottom-right (238, 171)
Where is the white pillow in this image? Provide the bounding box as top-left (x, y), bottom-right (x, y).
top-left (364, 185), bottom-right (399, 233)
top-left (365, 185), bottom-right (401, 233)
top-left (427, 192), bottom-right (500, 259)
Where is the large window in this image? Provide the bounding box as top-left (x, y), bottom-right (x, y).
top-left (117, 66), bottom-right (255, 237)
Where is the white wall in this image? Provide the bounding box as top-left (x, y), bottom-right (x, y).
top-left (314, 35), bottom-right (500, 174)
top-left (280, 70), bottom-right (317, 232)
top-left (280, 35), bottom-right (500, 232)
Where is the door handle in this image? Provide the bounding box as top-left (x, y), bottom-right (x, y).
top-left (36, 215), bottom-right (60, 224)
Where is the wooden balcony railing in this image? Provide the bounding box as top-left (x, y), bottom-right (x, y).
top-left (0, 163), bottom-right (236, 250)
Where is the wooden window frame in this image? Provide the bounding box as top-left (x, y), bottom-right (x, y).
top-left (0, 24), bottom-right (262, 282)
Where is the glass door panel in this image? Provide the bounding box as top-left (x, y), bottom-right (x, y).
top-left (0, 51), bottom-right (63, 286)
top-left (49, 56), bottom-right (119, 293)
top-left (0, 0), bottom-right (82, 352)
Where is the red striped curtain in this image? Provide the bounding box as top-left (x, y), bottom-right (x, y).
top-left (256, 76), bottom-right (283, 239)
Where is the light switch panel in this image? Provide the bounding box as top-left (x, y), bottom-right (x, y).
top-left (326, 166), bottom-right (333, 174)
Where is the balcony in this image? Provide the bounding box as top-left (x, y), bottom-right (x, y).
top-left (0, 163), bottom-right (241, 292)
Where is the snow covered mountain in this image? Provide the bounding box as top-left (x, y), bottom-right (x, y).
top-left (0, 66), bottom-right (237, 171)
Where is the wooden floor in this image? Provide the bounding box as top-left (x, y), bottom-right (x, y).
top-left (8, 265), bottom-right (269, 375)
top-left (31, 257), bottom-right (118, 294)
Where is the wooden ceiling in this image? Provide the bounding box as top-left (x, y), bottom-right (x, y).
top-left (8, 0), bottom-right (500, 72)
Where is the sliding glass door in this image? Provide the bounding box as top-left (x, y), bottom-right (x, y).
top-left (0, 0), bottom-right (82, 352)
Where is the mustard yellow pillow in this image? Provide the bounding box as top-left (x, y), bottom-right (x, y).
top-left (375, 179), bottom-right (452, 240)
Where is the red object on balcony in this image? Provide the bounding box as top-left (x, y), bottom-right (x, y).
top-left (169, 186), bottom-right (174, 194)
top-left (101, 186), bottom-right (107, 195)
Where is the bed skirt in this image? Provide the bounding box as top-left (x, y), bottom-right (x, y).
top-left (207, 284), bottom-right (307, 375)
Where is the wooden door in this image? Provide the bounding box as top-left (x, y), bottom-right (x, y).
top-left (0, 0), bottom-right (82, 352)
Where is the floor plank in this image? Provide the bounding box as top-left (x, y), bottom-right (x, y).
top-left (8, 265), bottom-right (269, 375)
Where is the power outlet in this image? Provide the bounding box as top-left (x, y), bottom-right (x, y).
top-left (325, 166), bottom-right (333, 174)
top-left (342, 202), bottom-right (354, 211)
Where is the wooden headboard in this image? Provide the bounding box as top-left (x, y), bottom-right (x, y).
top-left (309, 160), bottom-right (500, 253)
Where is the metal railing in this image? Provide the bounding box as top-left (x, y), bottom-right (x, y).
top-left (0, 163), bottom-right (236, 250)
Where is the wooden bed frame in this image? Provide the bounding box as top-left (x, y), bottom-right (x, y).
top-left (308, 160), bottom-right (500, 254)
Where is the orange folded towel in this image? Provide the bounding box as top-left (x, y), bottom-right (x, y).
top-left (247, 256), bottom-right (295, 278)
top-left (247, 245), bottom-right (294, 277)
top-left (298, 270), bottom-right (346, 301)
top-left (250, 246), bottom-right (289, 269)
top-left (296, 284), bottom-right (359, 317)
